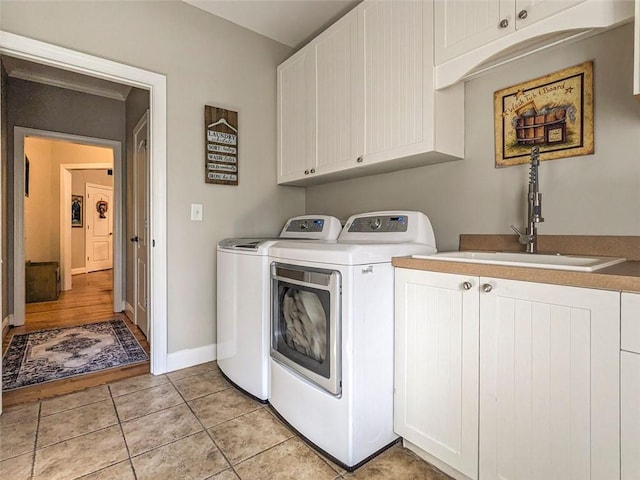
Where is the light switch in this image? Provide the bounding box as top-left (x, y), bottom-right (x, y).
top-left (191, 203), bottom-right (203, 221)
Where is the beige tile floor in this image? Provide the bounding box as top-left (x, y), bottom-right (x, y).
top-left (0, 362), bottom-right (453, 480)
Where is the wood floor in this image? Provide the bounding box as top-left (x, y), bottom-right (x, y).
top-left (2, 269), bottom-right (150, 407)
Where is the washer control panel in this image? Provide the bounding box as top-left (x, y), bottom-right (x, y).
top-left (347, 215), bottom-right (408, 233)
top-left (285, 218), bottom-right (325, 233)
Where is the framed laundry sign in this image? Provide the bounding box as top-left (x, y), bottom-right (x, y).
top-left (494, 61), bottom-right (594, 167)
top-left (204, 105), bottom-right (238, 185)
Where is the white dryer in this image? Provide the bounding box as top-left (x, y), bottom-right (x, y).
top-left (216, 215), bottom-right (341, 402)
top-left (268, 211), bottom-right (437, 469)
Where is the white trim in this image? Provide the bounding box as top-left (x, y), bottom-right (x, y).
top-left (1, 30), bottom-right (168, 375)
top-left (166, 344), bottom-right (217, 373)
top-left (6, 69), bottom-right (131, 101)
top-left (59, 160), bottom-right (115, 292)
top-left (71, 267), bottom-right (87, 275)
top-left (124, 301), bottom-right (135, 321)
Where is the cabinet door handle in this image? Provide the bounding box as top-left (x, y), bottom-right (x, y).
top-left (482, 283), bottom-right (493, 293)
top-left (356, 156), bottom-right (364, 163)
top-left (462, 281), bottom-right (473, 290)
top-left (499, 18), bottom-right (509, 28)
top-left (518, 9), bottom-right (528, 20)
top-left (310, 168), bottom-right (316, 174)
top-left (304, 170), bottom-right (310, 175)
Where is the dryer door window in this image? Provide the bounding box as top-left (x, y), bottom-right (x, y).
top-left (271, 263), bottom-right (341, 396)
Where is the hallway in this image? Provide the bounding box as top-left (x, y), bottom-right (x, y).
top-left (2, 270), bottom-right (149, 407)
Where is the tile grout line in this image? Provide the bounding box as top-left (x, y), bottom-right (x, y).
top-left (108, 384), bottom-right (139, 480)
top-left (30, 402), bottom-right (42, 480)
top-left (168, 373), bottom-right (242, 479)
top-left (109, 375), bottom-right (171, 399)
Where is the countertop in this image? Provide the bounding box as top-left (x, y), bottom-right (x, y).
top-left (392, 256), bottom-right (640, 293)
top-left (391, 234), bottom-right (640, 293)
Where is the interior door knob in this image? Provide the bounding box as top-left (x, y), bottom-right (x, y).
top-left (130, 236), bottom-right (139, 243)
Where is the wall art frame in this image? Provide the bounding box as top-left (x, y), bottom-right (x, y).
top-left (71, 194), bottom-right (83, 227)
top-left (494, 60), bottom-right (594, 167)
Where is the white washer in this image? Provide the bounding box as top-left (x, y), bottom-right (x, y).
top-left (216, 215), bottom-right (341, 402)
top-left (268, 211), bottom-right (437, 469)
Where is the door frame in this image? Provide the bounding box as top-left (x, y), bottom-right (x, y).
top-left (1, 30), bottom-right (168, 375)
top-left (60, 160), bottom-right (114, 282)
top-left (16, 131), bottom-right (120, 317)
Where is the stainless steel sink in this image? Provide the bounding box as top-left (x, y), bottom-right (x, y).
top-left (411, 251), bottom-right (626, 272)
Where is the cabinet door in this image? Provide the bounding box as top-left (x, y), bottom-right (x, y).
top-left (394, 269), bottom-right (479, 480)
top-left (360, 0), bottom-right (430, 162)
top-left (515, 0), bottom-right (586, 29)
top-left (435, 0), bottom-right (514, 64)
top-left (314, 8), bottom-right (360, 175)
top-left (277, 48), bottom-right (315, 183)
top-left (621, 351), bottom-right (640, 480)
top-left (479, 278), bottom-right (619, 480)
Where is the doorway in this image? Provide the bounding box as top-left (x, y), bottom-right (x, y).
top-left (15, 129), bottom-right (124, 326)
top-left (0, 32), bottom-right (169, 413)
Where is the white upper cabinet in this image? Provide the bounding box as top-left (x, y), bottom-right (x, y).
top-left (315, 9), bottom-right (360, 176)
top-left (277, 0), bottom-right (464, 186)
top-left (277, 48), bottom-right (316, 184)
top-left (435, 0), bottom-right (514, 65)
top-left (435, 0), bottom-right (632, 89)
top-left (634, 0), bottom-right (640, 99)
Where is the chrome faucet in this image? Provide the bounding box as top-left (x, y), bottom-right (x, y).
top-left (510, 146), bottom-right (544, 253)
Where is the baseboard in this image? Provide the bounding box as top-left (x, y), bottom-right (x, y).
top-left (166, 343), bottom-right (216, 373)
top-left (72, 267), bottom-right (87, 275)
top-left (124, 302), bottom-right (134, 321)
top-left (2, 315), bottom-right (11, 340)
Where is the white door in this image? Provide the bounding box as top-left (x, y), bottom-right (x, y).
top-left (133, 112), bottom-right (150, 337)
top-left (479, 278), bottom-right (620, 480)
top-left (394, 269), bottom-right (480, 480)
top-left (85, 183), bottom-right (113, 272)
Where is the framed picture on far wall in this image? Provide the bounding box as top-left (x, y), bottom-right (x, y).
top-left (71, 195), bottom-right (83, 227)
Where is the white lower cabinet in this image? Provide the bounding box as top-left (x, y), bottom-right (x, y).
top-left (395, 269), bottom-right (621, 480)
top-left (479, 278), bottom-right (619, 480)
top-left (621, 351), bottom-right (640, 480)
top-left (394, 269), bottom-right (480, 479)
top-left (621, 292), bottom-right (640, 480)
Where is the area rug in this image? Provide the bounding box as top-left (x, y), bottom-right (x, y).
top-left (2, 319), bottom-right (148, 391)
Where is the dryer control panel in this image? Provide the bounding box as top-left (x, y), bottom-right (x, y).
top-left (339, 210), bottom-right (436, 248)
top-left (347, 215), bottom-right (408, 233)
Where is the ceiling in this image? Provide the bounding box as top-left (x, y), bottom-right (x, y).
top-left (183, 0), bottom-right (360, 49)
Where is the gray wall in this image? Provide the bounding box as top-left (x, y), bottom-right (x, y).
top-left (307, 24), bottom-right (640, 251)
top-left (125, 88), bottom-right (149, 311)
top-left (1, 0), bottom-right (305, 353)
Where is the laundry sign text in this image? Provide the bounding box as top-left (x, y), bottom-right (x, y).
top-left (205, 105), bottom-right (239, 185)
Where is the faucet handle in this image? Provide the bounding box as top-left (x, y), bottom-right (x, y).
top-left (510, 225), bottom-right (532, 246)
